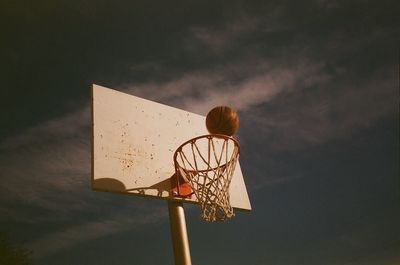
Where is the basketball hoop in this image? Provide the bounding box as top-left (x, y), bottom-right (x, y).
top-left (173, 134), bottom-right (240, 222)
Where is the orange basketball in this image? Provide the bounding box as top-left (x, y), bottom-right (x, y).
top-left (206, 106), bottom-right (239, 136)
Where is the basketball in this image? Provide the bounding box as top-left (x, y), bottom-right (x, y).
top-left (206, 106), bottom-right (239, 136)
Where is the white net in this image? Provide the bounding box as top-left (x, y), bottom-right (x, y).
top-left (174, 135), bottom-right (240, 222)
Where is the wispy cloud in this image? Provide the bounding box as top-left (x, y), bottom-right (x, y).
top-left (126, 57), bottom-right (395, 153)
top-left (186, 16), bottom-right (262, 54)
top-left (125, 59), bottom-right (330, 114)
top-left (243, 68), bottom-right (396, 150)
top-left (26, 208), bottom-right (168, 258)
top-left (183, 9), bottom-right (290, 56)
top-left (0, 110), bottom-right (91, 222)
top-left (0, 107), bottom-right (90, 150)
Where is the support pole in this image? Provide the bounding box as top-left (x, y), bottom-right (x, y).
top-left (168, 201), bottom-right (192, 265)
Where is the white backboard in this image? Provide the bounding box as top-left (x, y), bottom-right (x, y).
top-left (91, 84), bottom-right (251, 211)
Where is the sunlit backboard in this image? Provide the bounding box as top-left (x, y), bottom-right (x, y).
top-left (91, 84), bottom-right (251, 210)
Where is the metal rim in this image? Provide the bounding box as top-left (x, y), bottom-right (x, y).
top-left (173, 134), bottom-right (240, 174)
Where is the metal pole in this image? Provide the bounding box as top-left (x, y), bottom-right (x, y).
top-left (168, 201), bottom-right (192, 265)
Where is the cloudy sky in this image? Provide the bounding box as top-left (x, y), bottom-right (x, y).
top-left (1, 1), bottom-right (399, 264)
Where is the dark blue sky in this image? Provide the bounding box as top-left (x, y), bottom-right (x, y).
top-left (1, 1), bottom-right (399, 264)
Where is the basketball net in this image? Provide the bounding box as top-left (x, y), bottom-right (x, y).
top-left (174, 135), bottom-right (240, 222)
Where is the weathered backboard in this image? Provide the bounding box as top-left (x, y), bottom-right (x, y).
top-left (91, 84), bottom-right (251, 210)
